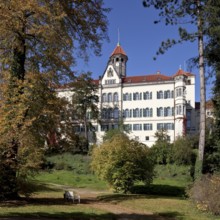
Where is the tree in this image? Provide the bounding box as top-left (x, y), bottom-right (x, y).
top-left (203, 1), bottom-right (220, 173)
top-left (70, 72), bottom-right (99, 151)
top-left (0, 0), bottom-right (109, 200)
top-left (150, 129), bottom-right (173, 164)
top-left (91, 133), bottom-right (155, 193)
top-left (143, 0), bottom-right (209, 174)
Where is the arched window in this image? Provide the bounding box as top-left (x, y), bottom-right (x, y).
top-left (166, 90), bottom-right (171, 99)
top-left (108, 93), bottom-right (112, 102)
top-left (157, 107), bottom-right (163, 117)
top-left (157, 91), bottom-right (163, 99)
top-left (124, 109), bottom-right (130, 118)
top-left (102, 93), bottom-right (107, 102)
top-left (133, 108), bottom-right (139, 117)
top-left (113, 92), bottom-right (118, 102)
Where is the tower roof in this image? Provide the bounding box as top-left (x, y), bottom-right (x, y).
top-left (173, 69), bottom-right (194, 77)
top-left (111, 44), bottom-right (127, 57)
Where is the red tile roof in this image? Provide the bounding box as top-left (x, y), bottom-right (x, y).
top-left (111, 44), bottom-right (127, 57)
top-left (173, 69), bottom-right (194, 77)
top-left (122, 74), bottom-right (173, 84)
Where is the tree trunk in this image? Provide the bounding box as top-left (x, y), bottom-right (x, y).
top-left (197, 0), bottom-right (206, 173)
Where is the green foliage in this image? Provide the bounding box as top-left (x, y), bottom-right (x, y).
top-left (0, 0), bottom-right (109, 200)
top-left (172, 136), bottom-right (197, 166)
top-left (91, 133), bottom-right (155, 193)
top-left (189, 174), bottom-right (220, 215)
top-left (150, 129), bottom-right (173, 164)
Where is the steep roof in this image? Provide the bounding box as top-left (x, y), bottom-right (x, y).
top-left (122, 74), bottom-right (172, 84)
top-left (173, 69), bottom-right (194, 77)
top-left (111, 44), bottom-right (127, 57)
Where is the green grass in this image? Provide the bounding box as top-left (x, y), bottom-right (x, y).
top-left (35, 170), bottom-right (107, 190)
top-left (1, 154), bottom-right (218, 220)
top-left (97, 194), bottom-right (219, 220)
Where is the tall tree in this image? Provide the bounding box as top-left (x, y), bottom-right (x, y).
top-left (0, 0), bottom-right (109, 200)
top-left (70, 72), bottom-right (99, 151)
top-left (204, 1), bottom-right (220, 173)
top-left (143, 0), bottom-right (208, 173)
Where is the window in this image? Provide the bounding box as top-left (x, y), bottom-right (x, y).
top-left (143, 91), bottom-right (152, 100)
top-left (143, 108), bottom-right (153, 117)
top-left (157, 123), bottom-right (174, 130)
top-left (133, 92), bottom-right (141, 100)
top-left (157, 90), bottom-right (163, 99)
top-left (157, 123), bottom-right (163, 130)
top-left (145, 136), bottom-right (149, 141)
top-left (105, 79), bottom-right (116, 84)
top-left (186, 110), bottom-right (191, 128)
top-left (133, 124), bottom-right (142, 131)
top-left (164, 90), bottom-right (171, 99)
top-left (123, 109), bottom-right (130, 118)
top-left (102, 93), bottom-right (107, 102)
top-left (108, 108), bottom-right (114, 118)
top-left (123, 93), bottom-right (132, 101)
top-left (101, 108), bottom-right (107, 119)
top-left (176, 87), bottom-right (182, 97)
top-left (113, 92), bottom-right (118, 102)
top-left (133, 108), bottom-right (140, 118)
top-left (114, 108), bottom-right (119, 119)
top-left (164, 107), bottom-right (172, 117)
top-left (108, 93), bottom-right (112, 102)
top-left (143, 123), bottom-right (153, 130)
top-left (164, 123), bottom-right (174, 130)
top-left (176, 105), bottom-right (182, 115)
top-left (157, 107), bottom-right (163, 117)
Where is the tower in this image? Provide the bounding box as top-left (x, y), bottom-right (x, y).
top-left (108, 43), bottom-right (128, 78)
top-left (174, 69), bottom-right (187, 137)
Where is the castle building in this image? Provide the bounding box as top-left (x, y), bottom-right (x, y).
top-left (58, 43), bottom-right (198, 147)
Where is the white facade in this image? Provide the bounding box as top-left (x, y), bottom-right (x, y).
top-left (58, 44), bottom-right (197, 147)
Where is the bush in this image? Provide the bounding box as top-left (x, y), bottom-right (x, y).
top-left (189, 174), bottom-right (220, 215)
top-left (91, 133), bottom-right (155, 193)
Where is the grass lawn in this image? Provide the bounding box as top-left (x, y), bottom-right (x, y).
top-left (1, 154), bottom-right (219, 220)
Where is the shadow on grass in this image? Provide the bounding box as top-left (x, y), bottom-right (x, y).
top-left (1, 195), bottom-right (182, 220)
top-left (131, 184), bottom-right (186, 197)
top-left (0, 212), bottom-right (180, 220)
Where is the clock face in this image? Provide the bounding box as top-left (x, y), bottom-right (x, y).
top-left (116, 62), bottom-right (119, 66)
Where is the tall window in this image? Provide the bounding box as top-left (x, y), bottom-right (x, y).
top-left (114, 108), bottom-right (119, 119)
top-left (157, 107), bottom-right (163, 117)
top-left (108, 93), bottom-right (112, 102)
top-left (102, 93), bottom-right (107, 102)
top-left (113, 92), bottom-right (118, 102)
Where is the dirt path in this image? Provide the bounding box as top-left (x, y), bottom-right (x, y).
top-left (57, 185), bottom-right (174, 220)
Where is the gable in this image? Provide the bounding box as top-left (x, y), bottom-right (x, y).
top-left (101, 65), bottom-right (120, 85)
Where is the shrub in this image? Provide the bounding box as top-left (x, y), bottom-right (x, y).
top-left (189, 174), bottom-right (220, 215)
top-left (91, 133), bottom-right (155, 193)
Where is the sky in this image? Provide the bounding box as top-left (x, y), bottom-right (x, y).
top-left (76, 0), bottom-right (214, 102)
